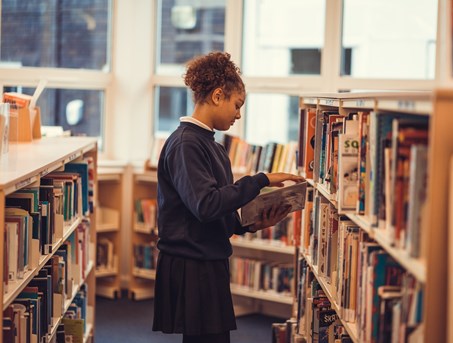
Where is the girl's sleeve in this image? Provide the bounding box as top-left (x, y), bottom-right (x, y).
top-left (166, 140), bottom-right (269, 222)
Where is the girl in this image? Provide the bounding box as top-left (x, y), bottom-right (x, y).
top-left (152, 51), bottom-right (304, 343)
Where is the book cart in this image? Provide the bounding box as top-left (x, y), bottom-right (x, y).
top-left (291, 91), bottom-right (449, 343)
top-left (95, 161), bottom-right (127, 299)
top-left (127, 167), bottom-right (158, 300)
top-left (0, 136), bottom-right (98, 343)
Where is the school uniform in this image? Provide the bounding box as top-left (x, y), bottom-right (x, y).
top-left (152, 118), bottom-right (269, 336)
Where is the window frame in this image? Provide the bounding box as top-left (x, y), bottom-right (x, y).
top-left (0, 0), bottom-right (446, 161)
top-left (150, 0), bottom-right (440, 140)
top-left (0, 0), bottom-right (114, 157)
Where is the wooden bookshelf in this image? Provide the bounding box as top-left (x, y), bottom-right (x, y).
top-left (449, 156), bottom-right (453, 343)
top-left (293, 91), bottom-right (443, 343)
top-left (0, 136), bottom-right (97, 343)
top-left (425, 89), bottom-right (453, 343)
top-left (95, 162), bottom-right (127, 299)
top-left (128, 168), bottom-right (158, 300)
top-left (230, 230), bottom-right (296, 319)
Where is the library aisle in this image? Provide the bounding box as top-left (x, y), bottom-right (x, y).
top-left (95, 296), bottom-right (285, 343)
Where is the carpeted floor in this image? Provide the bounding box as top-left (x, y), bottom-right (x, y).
top-left (95, 296), bottom-right (286, 343)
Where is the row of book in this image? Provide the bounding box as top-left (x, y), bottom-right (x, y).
top-left (96, 238), bottom-right (117, 272)
top-left (133, 241), bottom-right (158, 271)
top-left (295, 200), bottom-right (424, 343)
top-left (3, 162), bottom-right (94, 294)
top-left (223, 133), bottom-right (299, 175)
top-left (298, 108), bottom-right (429, 257)
top-left (293, 265), bottom-right (353, 343)
top-left (2, 222), bottom-right (91, 343)
top-left (134, 198), bottom-right (157, 234)
top-left (229, 256), bottom-right (294, 295)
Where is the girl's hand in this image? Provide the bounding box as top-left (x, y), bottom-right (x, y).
top-left (265, 172), bottom-right (305, 188)
top-left (251, 202), bottom-right (292, 232)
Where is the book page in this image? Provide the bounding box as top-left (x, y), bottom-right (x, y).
top-left (240, 181), bottom-right (307, 226)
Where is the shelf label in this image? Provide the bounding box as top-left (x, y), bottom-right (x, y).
top-left (397, 100), bottom-right (415, 110)
top-left (305, 97), bottom-right (317, 104)
top-left (40, 168), bottom-right (50, 177)
top-left (355, 99), bottom-right (365, 107)
top-left (15, 177), bottom-right (33, 190)
top-left (66, 152), bottom-right (80, 163)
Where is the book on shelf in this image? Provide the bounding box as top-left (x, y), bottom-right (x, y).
top-left (303, 107), bottom-right (317, 179)
top-left (316, 199), bottom-right (330, 278)
top-left (261, 142), bottom-right (278, 173)
top-left (389, 119), bottom-right (429, 249)
top-left (356, 111), bottom-right (371, 214)
top-left (300, 186), bottom-right (314, 256)
top-left (97, 238), bottom-right (115, 271)
top-left (297, 108), bottom-right (307, 171)
top-left (337, 115), bottom-right (360, 212)
top-left (405, 144), bottom-right (428, 258)
top-left (65, 161), bottom-right (90, 215)
top-left (240, 181), bottom-right (308, 227)
top-left (134, 241), bottom-right (158, 270)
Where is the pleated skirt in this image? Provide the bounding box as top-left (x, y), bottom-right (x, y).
top-left (152, 252), bottom-right (237, 335)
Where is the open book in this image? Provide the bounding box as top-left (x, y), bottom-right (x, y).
top-left (240, 181), bottom-right (307, 226)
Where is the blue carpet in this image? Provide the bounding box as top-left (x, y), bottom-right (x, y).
top-left (95, 296), bottom-right (285, 343)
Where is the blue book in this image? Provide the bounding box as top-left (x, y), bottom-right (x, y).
top-left (369, 251), bottom-right (402, 341)
top-left (65, 161), bottom-right (89, 215)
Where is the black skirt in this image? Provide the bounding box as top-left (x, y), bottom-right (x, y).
top-left (152, 252), bottom-right (237, 335)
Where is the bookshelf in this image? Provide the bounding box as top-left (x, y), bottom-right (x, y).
top-left (95, 162), bottom-right (127, 299)
top-left (0, 136), bottom-right (97, 343)
top-left (428, 89), bottom-right (453, 343)
top-left (229, 217), bottom-right (298, 319)
top-left (128, 168), bottom-right (158, 300)
top-left (450, 157), bottom-right (453, 343)
top-left (290, 91), bottom-right (448, 342)
top-left (222, 135), bottom-right (300, 319)
top-left (230, 245), bottom-right (295, 318)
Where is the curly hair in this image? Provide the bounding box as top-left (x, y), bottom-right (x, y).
top-left (183, 51), bottom-right (245, 104)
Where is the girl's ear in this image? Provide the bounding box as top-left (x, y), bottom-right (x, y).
top-left (211, 88), bottom-right (223, 105)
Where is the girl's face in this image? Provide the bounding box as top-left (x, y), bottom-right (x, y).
top-left (213, 90), bottom-right (245, 131)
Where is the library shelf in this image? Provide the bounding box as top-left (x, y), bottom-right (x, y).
top-left (230, 284), bottom-right (293, 305)
top-left (292, 91), bottom-right (441, 342)
top-left (0, 136), bottom-right (98, 343)
top-left (95, 162), bottom-right (127, 299)
top-left (302, 254), bottom-right (359, 343)
top-left (231, 238), bottom-right (295, 255)
top-left (128, 168), bottom-right (158, 301)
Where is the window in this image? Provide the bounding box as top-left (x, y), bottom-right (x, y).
top-left (245, 93), bottom-right (299, 146)
top-left (155, 0), bottom-right (226, 75)
top-left (5, 86), bottom-right (105, 148)
top-left (154, 86), bottom-right (194, 134)
top-left (0, 0), bottom-right (112, 152)
top-left (341, 0), bottom-right (438, 79)
top-left (242, 0), bottom-right (326, 77)
top-left (1, 0), bottom-right (111, 70)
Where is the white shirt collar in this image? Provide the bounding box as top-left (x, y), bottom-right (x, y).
top-left (180, 116), bottom-right (213, 132)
